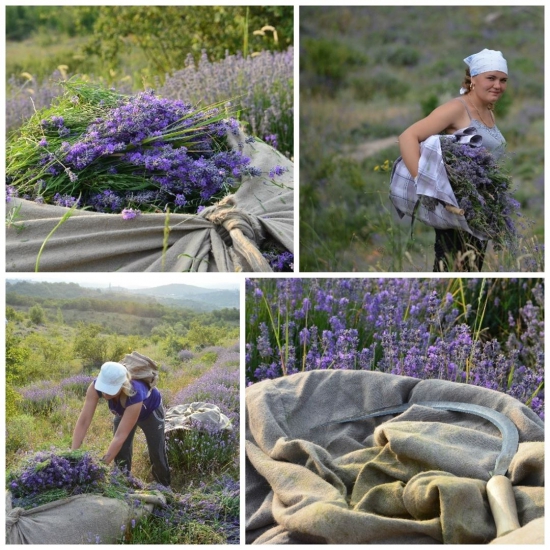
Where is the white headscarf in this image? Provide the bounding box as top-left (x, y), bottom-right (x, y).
top-left (460, 49), bottom-right (508, 94)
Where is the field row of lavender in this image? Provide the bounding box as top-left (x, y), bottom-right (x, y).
top-left (245, 278), bottom-right (544, 419)
top-left (6, 48), bottom-right (293, 158)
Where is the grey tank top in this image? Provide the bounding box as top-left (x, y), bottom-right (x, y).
top-left (457, 98), bottom-right (506, 160)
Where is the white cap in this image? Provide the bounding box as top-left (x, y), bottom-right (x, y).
top-left (95, 362), bottom-right (127, 395)
top-left (464, 49), bottom-right (508, 76)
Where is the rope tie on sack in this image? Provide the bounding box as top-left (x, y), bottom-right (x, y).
top-left (6, 507), bottom-right (24, 527)
top-left (201, 196), bottom-right (272, 271)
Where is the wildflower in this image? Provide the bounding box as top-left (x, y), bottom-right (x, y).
top-left (38, 138), bottom-right (48, 147)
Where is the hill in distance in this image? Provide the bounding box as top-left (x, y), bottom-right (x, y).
top-left (131, 284), bottom-right (240, 310)
top-left (6, 280), bottom-right (239, 311)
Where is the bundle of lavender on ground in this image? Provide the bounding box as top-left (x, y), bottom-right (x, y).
top-left (440, 138), bottom-right (520, 248)
top-left (7, 449), bottom-right (142, 509)
top-left (6, 78), bottom-right (257, 216)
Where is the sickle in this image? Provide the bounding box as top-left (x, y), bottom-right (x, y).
top-left (326, 401), bottom-right (521, 538)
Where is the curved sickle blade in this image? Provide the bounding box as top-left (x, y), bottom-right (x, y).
top-left (328, 401), bottom-right (519, 476)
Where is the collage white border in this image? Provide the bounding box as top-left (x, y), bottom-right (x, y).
top-left (1, 0), bottom-right (548, 546)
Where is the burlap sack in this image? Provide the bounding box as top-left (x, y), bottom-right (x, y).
top-left (245, 370), bottom-right (544, 544)
top-left (6, 129), bottom-right (293, 272)
top-left (120, 351), bottom-right (159, 389)
top-left (6, 491), bottom-right (166, 544)
top-left (165, 402), bottom-right (232, 433)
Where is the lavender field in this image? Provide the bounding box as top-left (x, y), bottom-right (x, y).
top-left (7, 48), bottom-right (294, 159)
top-left (6, 280), bottom-right (240, 544)
top-left (245, 278), bottom-right (544, 419)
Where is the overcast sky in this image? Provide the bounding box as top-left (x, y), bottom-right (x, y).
top-left (6, 273), bottom-right (241, 291)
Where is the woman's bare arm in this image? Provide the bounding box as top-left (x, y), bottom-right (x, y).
top-left (71, 382), bottom-right (100, 450)
top-left (101, 402), bottom-right (142, 464)
top-left (399, 99), bottom-right (466, 177)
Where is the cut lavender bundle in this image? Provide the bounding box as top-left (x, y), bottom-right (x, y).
top-left (439, 138), bottom-right (520, 249)
top-left (6, 78), bottom-right (256, 215)
top-left (7, 449), bottom-right (143, 509)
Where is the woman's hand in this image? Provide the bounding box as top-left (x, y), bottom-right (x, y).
top-left (71, 382), bottom-right (99, 450)
top-left (102, 402), bottom-right (142, 464)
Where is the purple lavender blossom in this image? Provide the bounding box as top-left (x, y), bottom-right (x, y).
top-left (6, 185), bottom-right (18, 202)
top-left (268, 165), bottom-right (289, 179)
top-left (8, 451), bottom-right (107, 502)
top-left (246, 278), bottom-right (544, 419)
top-left (121, 208), bottom-right (141, 220)
top-left (53, 193), bottom-right (79, 208)
top-left (440, 138), bottom-right (520, 248)
top-left (7, 82), bottom-right (259, 215)
top-left (264, 134), bottom-right (278, 149)
top-left (159, 48), bottom-right (294, 157)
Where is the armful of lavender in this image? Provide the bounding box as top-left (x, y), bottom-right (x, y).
top-left (439, 138), bottom-right (521, 250)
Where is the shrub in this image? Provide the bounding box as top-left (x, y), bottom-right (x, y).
top-left (178, 350), bottom-right (195, 362)
top-left (384, 45), bottom-right (421, 67)
top-left (349, 70), bottom-right (410, 101)
top-left (59, 374), bottom-right (94, 397)
top-left (174, 367), bottom-right (239, 415)
top-left (166, 422), bottom-right (237, 477)
top-left (29, 304), bottom-right (46, 324)
top-left (301, 37), bottom-right (364, 81)
top-left (20, 381), bottom-right (63, 416)
top-left (6, 414), bottom-right (36, 455)
top-left (159, 48), bottom-right (294, 157)
top-left (420, 94), bottom-right (439, 117)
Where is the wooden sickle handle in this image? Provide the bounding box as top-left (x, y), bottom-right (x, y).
top-left (486, 475), bottom-right (521, 538)
top-left (444, 205), bottom-right (465, 216)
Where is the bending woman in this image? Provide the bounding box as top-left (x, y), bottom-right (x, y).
top-left (399, 48), bottom-right (508, 271)
top-left (72, 360), bottom-right (171, 487)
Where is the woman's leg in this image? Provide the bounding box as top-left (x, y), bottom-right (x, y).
top-left (138, 404), bottom-right (171, 487)
top-left (113, 415), bottom-right (138, 472)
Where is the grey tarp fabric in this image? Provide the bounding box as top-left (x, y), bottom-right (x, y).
top-left (245, 370), bottom-right (544, 544)
top-left (6, 490), bottom-right (166, 544)
top-left (165, 402), bottom-right (232, 433)
top-left (389, 127), bottom-right (487, 239)
top-left (6, 129), bottom-right (293, 272)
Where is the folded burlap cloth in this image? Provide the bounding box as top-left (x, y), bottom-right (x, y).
top-left (245, 370), bottom-right (544, 544)
top-left (6, 129), bottom-right (293, 272)
top-left (6, 490), bottom-right (166, 544)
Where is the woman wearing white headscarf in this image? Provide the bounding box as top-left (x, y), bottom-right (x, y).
top-left (399, 49), bottom-right (508, 271)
